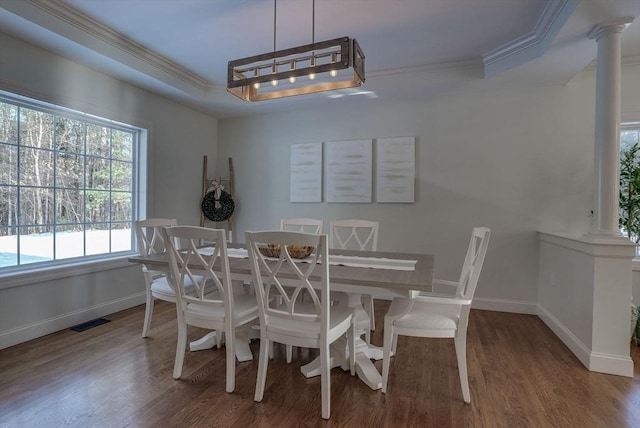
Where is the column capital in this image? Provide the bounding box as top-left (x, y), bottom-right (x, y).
top-left (588, 17), bottom-right (634, 41)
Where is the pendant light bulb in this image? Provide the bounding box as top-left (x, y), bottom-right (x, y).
top-left (271, 63), bottom-right (278, 86)
top-left (309, 56), bottom-right (316, 80)
top-left (289, 62), bottom-right (297, 83)
top-left (329, 53), bottom-right (337, 77)
top-left (253, 69), bottom-right (261, 89)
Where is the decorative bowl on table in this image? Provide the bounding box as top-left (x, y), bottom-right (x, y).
top-left (258, 244), bottom-right (314, 259)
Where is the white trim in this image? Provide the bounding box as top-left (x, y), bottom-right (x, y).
top-left (483, 0), bottom-right (579, 77)
top-left (1, 0), bottom-right (213, 94)
top-left (538, 231), bottom-right (636, 257)
top-left (537, 304), bottom-right (634, 378)
top-left (0, 255), bottom-right (136, 290)
top-left (472, 297), bottom-right (537, 314)
top-left (589, 352), bottom-right (634, 377)
top-left (0, 292), bottom-right (145, 350)
top-left (537, 304), bottom-right (591, 368)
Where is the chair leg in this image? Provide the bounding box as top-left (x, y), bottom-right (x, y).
top-left (391, 331), bottom-right (398, 355)
top-left (363, 294), bottom-right (375, 331)
top-left (320, 342), bottom-right (331, 419)
top-left (286, 345), bottom-right (293, 363)
top-left (216, 330), bottom-right (224, 348)
top-left (225, 328), bottom-right (236, 393)
top-left (349, 318), bottom-right (356, 376)
top-left (381, 320), bottom-right (394, 393)
top-left (142, 292), bottom-right (154, 338)
top-left (454, 332), bottom-right (471, 404)
top-left (173, 321), bottom-right (188, 379)
top-left (254, 336), bottom-right (270, 402)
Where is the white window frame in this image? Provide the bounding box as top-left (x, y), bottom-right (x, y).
top-left (0, 91), bottom-right (148, 288)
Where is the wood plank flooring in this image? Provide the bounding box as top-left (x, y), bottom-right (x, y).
top-left (1, 300), bottom-right (638, 427)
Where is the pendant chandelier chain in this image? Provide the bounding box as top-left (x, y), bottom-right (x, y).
top-left (312, 0), bottom-right (315, 44)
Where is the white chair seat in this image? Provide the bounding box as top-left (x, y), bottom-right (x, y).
top-left (267, 304), bottom-right (354, 340)
top-left (186, 293), bottom-right (259, 321)
top-left (389, 299), bottom-right (460, 332)
top-left (150, 276), bottom-right (196, 298)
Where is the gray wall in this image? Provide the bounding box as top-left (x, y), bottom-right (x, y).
top-left (218, 62), bottom-right (640, 311)
top-left (0, 33), bottom-right (218, 348)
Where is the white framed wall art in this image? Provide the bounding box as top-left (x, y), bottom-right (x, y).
top-left (325, 139), bottom-right (372, 203)
top-left (376, 136), bottom-right (415, 203)
top-left (290, 142), bottom-right (323, 203)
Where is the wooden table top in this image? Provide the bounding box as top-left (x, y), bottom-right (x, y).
top-left (128, 245), bottom-right (434, 296)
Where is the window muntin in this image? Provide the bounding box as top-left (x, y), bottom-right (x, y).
top-left (0, 93), bottom-right (140, 270)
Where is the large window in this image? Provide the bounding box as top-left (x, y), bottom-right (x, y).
top-left (620, 123), bottom-right (640, 246)
top-left (0, 92), bottom-right (141, 271)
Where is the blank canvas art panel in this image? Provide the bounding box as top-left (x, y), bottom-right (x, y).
top-left (290, 142), bottom-right (323, 202)
top-left (376, 137), bottom-right (415, 203)
top-left (325, 139), bottom-right (372, 203)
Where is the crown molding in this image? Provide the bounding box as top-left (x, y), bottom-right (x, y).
top-left (369, 57), bottom-right (483, 78)
top-left (483, 0), bottom-right (579, 78)
top-left (2, 0), bottom-right (217, 96)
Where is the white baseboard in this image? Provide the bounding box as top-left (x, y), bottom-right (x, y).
top-left (472, 297), bottom-right (538, 314)
top-left (536, 304), bottom-right (591, 367)
top-left (0, 293), bottom-right (146, 350)
top-left (537, 304), bottom-right (634, 378)
top-left (589, 352), bottom-right (634, 377)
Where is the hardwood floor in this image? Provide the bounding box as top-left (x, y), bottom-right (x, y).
top-left (1, 300), bottom-right (638, 427)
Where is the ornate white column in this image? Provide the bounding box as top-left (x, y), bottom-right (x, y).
top-left (588, 18), bottom-right (633, 236)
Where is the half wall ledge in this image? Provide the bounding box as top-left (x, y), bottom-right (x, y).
top-left (538, 231), bottom-right (635, 377)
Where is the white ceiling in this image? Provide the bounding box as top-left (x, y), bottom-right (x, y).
top-left (0, 0), bottom-right (638, 118)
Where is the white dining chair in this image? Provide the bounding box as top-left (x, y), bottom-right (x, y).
top-left (280, 218), bottom-right (324, 234)
top-left (279, 218), bottom-right (324, 362)
top-left (329, 219), bottom-right (379, 344)
top-left (135, 218), bottom-right (188, 338)
top-left (246, 230), bottom-right (356, 420)
top-left (381, 227), bottom-right (491, 404)
top-left (163, 226), bottom-right (259, 392)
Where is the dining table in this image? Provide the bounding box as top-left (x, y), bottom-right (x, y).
top-left (128, 244), bottom-right (434, 390)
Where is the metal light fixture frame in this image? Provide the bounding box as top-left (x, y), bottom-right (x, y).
top-left (227, 36), bottom-right (365, 101)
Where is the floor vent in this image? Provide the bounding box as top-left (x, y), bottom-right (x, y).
top-left (70, 318), bottom-right (111, 332)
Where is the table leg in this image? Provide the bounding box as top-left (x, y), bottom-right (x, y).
top-left (300, 292), bottom-right (383, 390)
top-left (189, 331), bottom-right (219, 351)
top-left (189, 325), bottom-right (255, 362)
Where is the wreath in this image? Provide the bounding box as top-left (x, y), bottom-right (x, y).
top-left (201, 188), bottom-right (235, 222)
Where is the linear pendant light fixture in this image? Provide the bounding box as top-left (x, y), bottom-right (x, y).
top-left (227, 0), bottom-right (365, 102)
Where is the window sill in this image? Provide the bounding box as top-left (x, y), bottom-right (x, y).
top-left (0, 253), bottom-right (138, 290)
